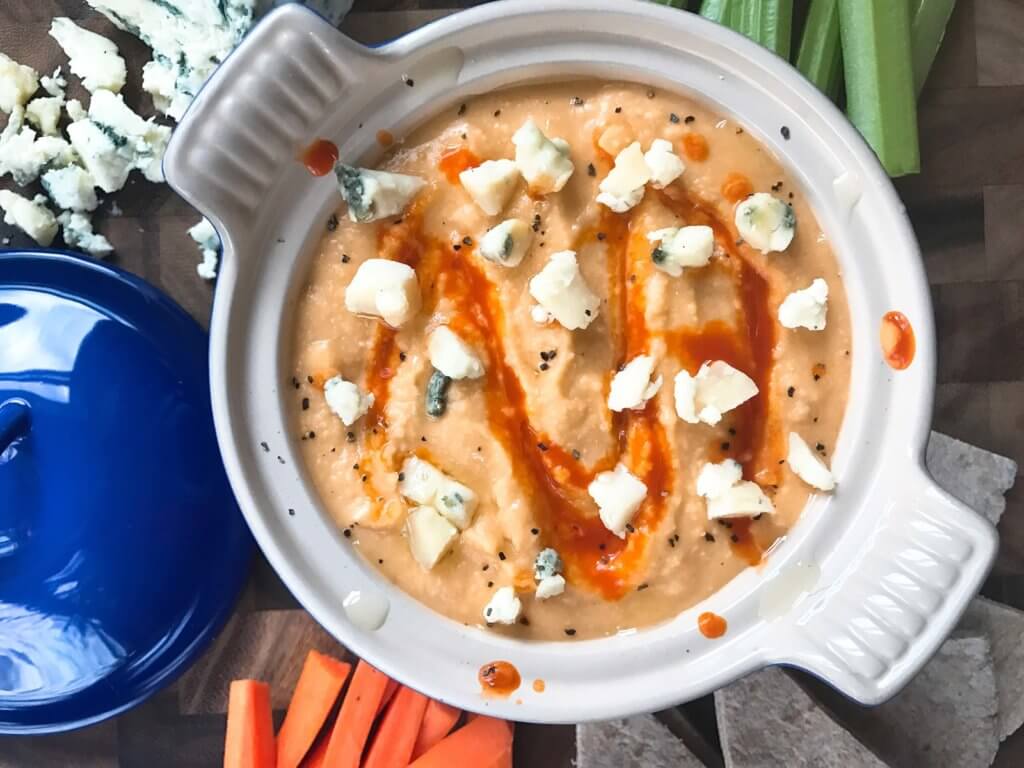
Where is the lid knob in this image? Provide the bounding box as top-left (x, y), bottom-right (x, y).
top-left (0, 398), bottom-right (31, 557)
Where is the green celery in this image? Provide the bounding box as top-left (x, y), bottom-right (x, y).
top-left (797, 0), bottom-right (843, 100)
top-left (838, 0), bottom-right (920, 177)
top-left (736, 0), bottom-right (795, 58)
top-left (699, 0), bottom-right (738, 24)
top-left (650, 0), bottom-right (690, 8)
top-left (910, 0), bottom-right (958, 94)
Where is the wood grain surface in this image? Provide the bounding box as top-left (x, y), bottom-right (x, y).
top-left (1, 1), bottom-right (1022, 765)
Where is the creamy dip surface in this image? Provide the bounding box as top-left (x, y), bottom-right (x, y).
top-left (290, 81), bottom-right (852, 641)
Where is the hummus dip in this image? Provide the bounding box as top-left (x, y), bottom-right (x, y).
top-left (290, 81), bottom-right (851, 641)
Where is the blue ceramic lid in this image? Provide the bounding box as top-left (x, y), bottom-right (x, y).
top-left (0, 250), bottom-right (252, 734)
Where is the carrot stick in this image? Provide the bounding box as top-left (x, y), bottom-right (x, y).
top-left (411, 700), bottom-right (461, 760)
top-left (224, 680), bottom-right (276, 768)
top-left (320, 660), bottom-right (391, 768)
top-left (362, 686), bottom-right (430, 768)
top-left (277, 651), bottom-right (352, 768)
top-left (301, 734), bottom-right (329, 768)
top-left (378, 679), bottom-right (400, 715)
top-left (407, 715), bottom-right (513, 768)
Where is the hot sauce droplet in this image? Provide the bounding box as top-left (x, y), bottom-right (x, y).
top-left (698, 611), bottom-right (727, 639)
top-left (300, 139), bottom-right (338, 177)
top-left (478, 660), bottom-right (521, 697)
top-left (376, 129), bottom-right (394, 147)
top-left (682, 133), bottom-right (710, 162)
top-left (721, 172), bottom-right (753, 203)
top-left (532, 679), bottom-right (546, 693)
top-left (880, 311), bottom-right (915, 370)
top-left (438, 146), bottom-right (481, 184)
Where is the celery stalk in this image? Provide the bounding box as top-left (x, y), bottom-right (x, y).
top-left (700, 0), bottom-right (738, 24)
top-left (838, 0), bottom-right (920, 177)
top-left (797, 0), bottom-right (843, 100)
top-left (910, 0), bottom-right (958, 94)
top-left (650, 0), bottom-right (691, 8)
top-left (736, 0), bottom-right (795, 58)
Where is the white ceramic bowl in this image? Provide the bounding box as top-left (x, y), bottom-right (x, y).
top-left (165, 0), bottom-right (998, 722)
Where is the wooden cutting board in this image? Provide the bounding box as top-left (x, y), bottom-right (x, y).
top-left (1, 1), bottom-right (1022, 765)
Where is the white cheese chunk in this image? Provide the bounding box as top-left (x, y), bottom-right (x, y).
top-left (646, 226), bottom-right (714, 277)
top-left (644, 138), bottom-right (685, 189)
top-left (398, 456), bottom-right (478, 530)
top-left (512, 119), bottom-right (574, 195)
top-left (608, 355), bottom-right (662, 412)
top-left (674, 361), bottom-right (758, 426)
top-left (483, 586), bottom-right (521, 625)
top-left (535, 575), bottom-right (566, 600)
top-left (323, 375), bottom-right (374, 426)
top-left (530, 305), bottom-right (553, 325)
top-left (787, 432), bottom-right (836, 491)
top-left (189, 217), bottom-right (221, 280)
top-left (50, 17), bottom-right (127, 94)
top-left (696, 459), bottom-right (775, 520)
top-left (0, 124), bottom-right (76, 186)
top-left (26, 97), bottom-right (63, 136)
top-left (344, 258), bottom-right (421, 327)
top-left (478, 218), bottom-right (532, 267)
top-left (0, 191), bottom-right (58, 247)
top-left (58, 211), bottom-right (113, 257)
top-left (533, 547), bottom-right (563, 580)
top-left (428, 326), bottom-right (484, 380)
top-left (42, 165), bottom-right (99, 212)
top-left (87, 0), bottom-right (254, 121)
top-left (65, 98), bottom-right (86, 122)
top-left (596, 141), bottom-right (649, 213)
top-left (406, 506), bottom-right (458, 570)
top-left (68, 89), bottom-right (171, 192)
top-left (735, 192), bottom-right (796, 253)
top-left (528, 250), bottom-right (600, 331)
top-left (588, 463), bottom-right (647, 538)
top-left (335, 163), bottom-right (426, 223)
top-left (458, 159), bottom-right (518, 216)
top-left (0, 53), bottom-right (39, 114)
top-left (40, 68), bottom-right (67, 99)
top-left (778, 278), bottom-right (828, 331)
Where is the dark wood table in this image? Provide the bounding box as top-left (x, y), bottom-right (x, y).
top-left (1, 1), bottom-right (1022, 765)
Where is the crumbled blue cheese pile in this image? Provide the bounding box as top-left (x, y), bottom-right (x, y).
top-left (0, 1), bottom-right (351, 276)
top-left (321, 109), bottom-right (841, 628)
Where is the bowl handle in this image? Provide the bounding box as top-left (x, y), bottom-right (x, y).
top-left (761, 464), bottom-right (997, 705)
top-left (163, 4), bottom-right (378, 249)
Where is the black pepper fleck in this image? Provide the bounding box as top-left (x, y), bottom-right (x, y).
top-left (288, 508), bottom-right (295, 516)
top-left (326, 213), bottom-right (338, 231)
top-left (816, 442), bottom-right (826, 452)
top-left (277, 456), bottom-right (285, 464)
top-left (730, 533), bottom-right (739, 543)
top-left (570, 96), bottom-right (584, 106)
top-left (291, 376), bottom-right (300, 389)
top-left (403, 75), bottom-right (414, 87)
top-left (571, 449), bottom-right (581, 460)
top-left (397, 472), bottom-right (405, 481)
top-left (341, 254), bottom-right (350, 263)
top-left (487, 580), bottom-right (494, 587)
top-left (343, 528), bottom-right (352, 538)
top-left (519, 616), bottom-right (530, 626)
top-left (625, 523), bottom-right (635, 534)
top-left (361, 474), bottom-right (368, 482)
top-left (463, 236), bottom-right (473, 246)
top-left (564, 628), bottom-right (577, 636)
top-left (493, 109), bottom-right (501, 117)
top-left (537, 442), bottom-right (549, 451)
top-left (721, 441), bottom-right (730, 451)
top-left (596, 232), bottom-right (606, 241)
top-left (260, 441), bottom-right (269, 452)
top-left (787, 386), bottom-right (796, 397)
top-left (307, 375), bottom-right (314, 384)
top-left (399, 351), bottom-right (407, 361)
top-left (346, 431), bottom-right (355, 442)
top-left (531, 528), bottom-right (539, 535)
top-left (301, 397), bottom-right (310, 411)
top-left (704, 532), bottom-right (715, 542)
top-left (781, 125), bottom-right (791, 140)
top-left (669, 112), bottom-right (680, 124)
top-left (457, 103), bottom-right (466, 116)
top-left (452, 244), bottom-right (461, 251)
top-left (532, 214), bottom-right (541, 232)
top-left (498, 551), bottom-right (506, 561)
top-left (587, 163), bottom-right (596, 177)
top-left (684, 115), bottom-right (695, 124)
top-left (482, 564), bottom-right (489, 571)
top-left (637, 583), bottom-right (649, 591)
top-left (539, 362), bottom-right (549, 371)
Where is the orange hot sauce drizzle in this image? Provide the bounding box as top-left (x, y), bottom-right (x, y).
top-left (300, 138), bottom-right (339, 177)
top-left (376, 129), bottom-right (394, 147)
top-left (698, 611), bottom-right (727, 639)
top-left (478, 661), bottom-right (521, 697)
top-left (682, 133), bottom-right (710, 162)
top-left (358, 182), bottom-right (779, 594)
top-left (720, 172), bottom-right (754, 203)
top-left (437, 146), bottom-right (481, 184)
top-left (881, 311), bottom-right (915, 370)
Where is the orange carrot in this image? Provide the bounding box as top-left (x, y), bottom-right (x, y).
top-left (301, 734), bottom-right (329, 768)
top-left (276, 650), bottom-right (352, 768)
top-left (362, 686), bottom-right (430, 768)
top-left (411, 700), bottom-right (461, 759)
top-left (407, 715), bottom-right (513, 768)
top-left (378, 678), bottom-right (400, 715)
top-left (224, 680), bottom-right (276, 768)
top-left (321, 660), bottom-right (391, 768)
